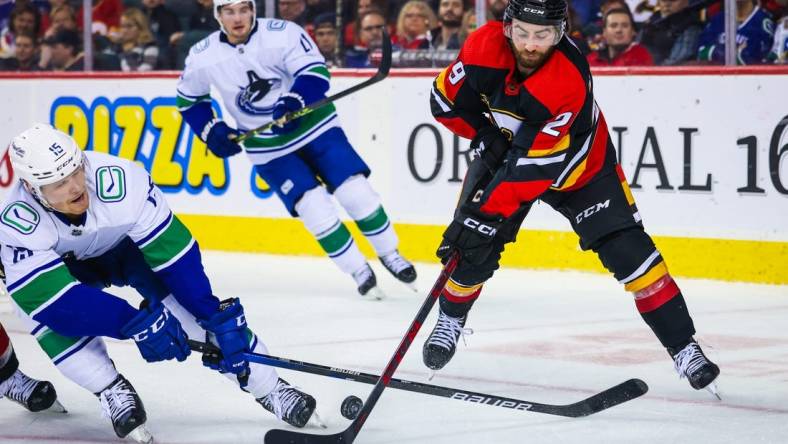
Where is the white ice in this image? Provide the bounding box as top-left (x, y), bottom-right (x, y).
top-left (2, 252), bottom-right (787, 444)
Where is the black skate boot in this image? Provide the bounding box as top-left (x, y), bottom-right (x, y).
top-left (257, 378), bottom-right (317, 428)
top-left (380, 250), bottom-right (417, 290)
top-left (352, 264), bottom-right (385, 300)
top-left (0, 369), bottom-right (65, 413)
top-left (422, 309), bottom-right (472, 371)
top-left (96, 375), bottom-right (152, 443)
top-left (668, 340), bottom-right (721, 399)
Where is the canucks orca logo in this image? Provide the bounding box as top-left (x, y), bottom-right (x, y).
top-left (236, 70), bottom-right (280, 115)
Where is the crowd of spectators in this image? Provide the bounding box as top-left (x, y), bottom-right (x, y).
top-left (0, 0), bottom-right (785, 71)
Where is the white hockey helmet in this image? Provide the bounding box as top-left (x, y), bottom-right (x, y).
top-left (9, 123), bottom-right (84, 208)
top-left (213, 0), bottom-right (256, 34)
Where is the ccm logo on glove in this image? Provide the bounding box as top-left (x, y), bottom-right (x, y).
top-left (130, 309), bottom-right (170, 342)
top-left (462, 217), bottom-right (498, 237)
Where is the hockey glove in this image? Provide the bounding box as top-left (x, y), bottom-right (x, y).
top-left (204, 120), bottom-right (242, 158)
top-left (198, 298), bottom-right (250, 388)
top-left (121, 303), bottom-right (191, 363)
top-left (471, 126), bottom-right (510, 175)
top-left (437, 207), bottom-right (504, 267)
top-left (271, 93), bottom-right (305, 135)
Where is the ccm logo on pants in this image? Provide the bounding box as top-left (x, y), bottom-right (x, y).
top-left (576, 199), bottom-right (611, 224)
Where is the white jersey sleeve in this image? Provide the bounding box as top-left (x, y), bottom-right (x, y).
top-left (280, 21), bottom-right (327, 77)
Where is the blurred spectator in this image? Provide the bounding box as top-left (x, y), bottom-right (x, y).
top-left (393, 0), bottom-right (436, 49)
top-left (278, 0), bottom-right (308, 26)
top-left (430, 0), bottom-right (464, 50)
top-left (458, 8), bottom-right (475, 43)
top-left (76, 0), bottom-right (123, 37)
top-left (43, 28), bottom-right (83, 70)
top-left (639, 0), bottom-right (703, 65)
top-left (0, 32), bottom-right (40, 70)
top-left (141, 0), bottom-right (181, 47)
top-left (486, 0), bottom-right (508, 21)
top-left (697, 0), bottom-right (775, 64)
top-left (305, 0), bottom-right (333, 24)
top-left (170, 0), bottom-right (219, 46)
top-left (116, 8), bottom-right (158, 71)
top-left (313, 12), bottom-right (340, 66)
top-left (0, 0), bottom-right (13, 32)
top-left (345, 8), bottom-right (387, 67)
top-left (629, 0), bottom-right (657, 23)
top-left (567, 2), bottom-right (591, 54)
top-left (39, 4), bottom-right (77, 68)
top-left (573, 0), bottom-right (605, 27)
top-left (344, 0), bottom-right (389, 47)
top-left (583, 0), bottom-right (630, 51)
top-left (769, 16), bottom-right (788, 63)
top-left (588, 7), bottom-right (654, 65)
top-left (1, 3), bottom-right (41, 58)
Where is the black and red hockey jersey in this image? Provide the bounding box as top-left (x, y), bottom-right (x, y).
top-left (430, 21), bottom-right (613, 218)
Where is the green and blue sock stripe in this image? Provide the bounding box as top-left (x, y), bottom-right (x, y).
top-left (8, 258), bottom-right (79, 317)
top-left (34, 325), bottom-right (95, 364)
top-left (355, 206), bottom-right (391, 236)
top-left (243, 106), bottom-right (337, 151)
top-left (137, 212), bottom-right (196, 272)
top-left (316, 220), bottom-right (355, 258)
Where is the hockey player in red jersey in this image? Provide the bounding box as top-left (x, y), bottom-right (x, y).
top-left (0, 321), bottom-right (64, 412)
top-left (424, 0), bottom-right (720, 396)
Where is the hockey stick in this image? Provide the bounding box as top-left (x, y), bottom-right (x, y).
top-left (235, 30), bottom-right (392, 144)
top-left (188, 339), bottom-right (648, 418)
top-left (262, 252), bottom-right (459, 443)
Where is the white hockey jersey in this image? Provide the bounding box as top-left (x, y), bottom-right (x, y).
top-left (176, 18), bottom-right (338, 165)
top-left (0, 151), bottom-right (194, 320)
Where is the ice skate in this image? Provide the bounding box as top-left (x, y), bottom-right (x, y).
top-left (352, 264), bottom-right (385, 300)
top-left (423, 309), bottom-right (473, 374)
top-left (97, 375), bottom-right (152, 443)
top-left (257, 378), bottom-right (319, 428)
top-left (0, 369), bottom-right (66, 413)
top-left (380, 250), bottom-right (418, 291)
top-left (669, 340), bottom-right (721, 399)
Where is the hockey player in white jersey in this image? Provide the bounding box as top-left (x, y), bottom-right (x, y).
top-left (0, 124), bottom-right (318, 443)
top-left (177, 0), bottom-right (416, 299)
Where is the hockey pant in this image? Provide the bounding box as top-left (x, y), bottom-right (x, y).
top-left (0, 322), bottom-right (20, 383)
top-left (442, 161), bottom-right (696, 350)
top-left (254, 128), bottom-right (400, 276)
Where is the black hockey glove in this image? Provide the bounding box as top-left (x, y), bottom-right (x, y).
top-left (436, 206), bottom-right (504, 266)
top-left (471, 126), bottom-right (510, 175)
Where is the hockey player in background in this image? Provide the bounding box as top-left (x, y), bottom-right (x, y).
top-left (0, 124), bottom-right (318, 443)
top-left (0, 321), bottom-right (64, 412)
top-left (176, 0), bottom-right (417, 299)
top-left (425, 0), bottom-right (720, 396)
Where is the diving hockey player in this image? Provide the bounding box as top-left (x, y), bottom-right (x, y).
top-left (424, 0), bottom-right (720, 396)
top-left (176, 0), bottom-right (416, 299)
top-left (0, 124), bottom-right (318, 443)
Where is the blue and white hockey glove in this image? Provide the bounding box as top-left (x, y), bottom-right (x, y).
top-left (121, 303), bottom-right (191, 363)
top-left (204, 120), bottom-right (242, 158)
top-left (198, 298), bottom-right (250, 387)
top-left (271, 93), bottom-right (305, 135)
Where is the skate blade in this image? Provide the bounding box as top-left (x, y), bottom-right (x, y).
top-left (363, 286), bottom-right (386, 301)
top-left (45, 399), bottom-right (68, 413)
top-left (309, 411), bottom-right (327, 429)
top-left (403, 281), bottom-right (418, 292)
top-left (705, 382), bottom-right (722, 400)
top-left (126, 424), bottom-right (154, 444)
top-left (427, 369), bottom-right (437, 381)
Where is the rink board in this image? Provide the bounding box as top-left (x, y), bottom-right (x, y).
top-left (0, 68), bottom-right (786, 284)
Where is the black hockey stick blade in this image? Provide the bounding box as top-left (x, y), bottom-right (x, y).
top-left (264, 252), bottom-right (461, 444)
top-left (532, 378), bottom-right (648, 418)
top-left (236, 30), bottom-right (392, 143)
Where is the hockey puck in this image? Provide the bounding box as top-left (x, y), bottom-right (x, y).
top-left (340, 395), bottom-right (363, 420)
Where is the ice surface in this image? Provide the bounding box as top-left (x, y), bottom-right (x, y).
top-left (2, 252), bottom-right (787, 443)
